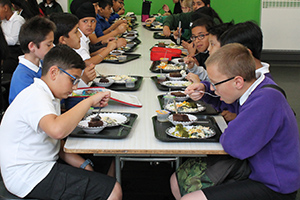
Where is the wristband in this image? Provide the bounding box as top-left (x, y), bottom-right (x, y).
top-left (80, 159), bottom-right (94, 169)
top-left (98, 54), bottom-right (104, 59)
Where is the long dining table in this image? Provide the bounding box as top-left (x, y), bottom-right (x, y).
top-left (64, 16), bottom-right (227, 182)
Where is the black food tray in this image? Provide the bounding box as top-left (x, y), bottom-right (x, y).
top-left (92, 76), bottom-right (143, 91)
top-left (150, 61), bottom-right (182, 73)
top-left (151, 76), bottom-right (188, 91)
top-left (153, 32), bottom-right (172, 39)
top-left (132, 38), bottom-right (141, 45)
top-left (153, 115), bottom-right (221, 142)
top-left (69, 112), bottom-right (138, 139)
top-left (102, 53), bottom-right (141, 64)
top-left (143, 25), bottom-right (163, 31)
top-left (157, 95), bottom-right (218, 115)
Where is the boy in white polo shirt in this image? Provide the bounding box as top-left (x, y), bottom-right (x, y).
top-left (0, 45), bottom-right (122, 199)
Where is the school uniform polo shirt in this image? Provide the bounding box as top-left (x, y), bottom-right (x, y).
top-left (9, 55), bottom-right (42, 104)
top-left (1, 11), bottom-right (25, 45)
top-left (0, 78), bottom-right (61, 198)
top-left (75, 29), bottom-right (91, 61)
top-left (95, 14), bottom-right (111, 37)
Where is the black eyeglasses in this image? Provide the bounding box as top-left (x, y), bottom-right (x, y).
top-left (58, 67), bottom-right (80, 85)
top-left (210, 77), bottom-right (235, 91)
top-left (190, 33), bottom-right (209, 41)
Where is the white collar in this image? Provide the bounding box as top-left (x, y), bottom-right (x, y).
top-left (19, 55), bottom-right (42, 73)
top-left (45, 2), bottom-right (53, 7)
top-left (239, 72), bottom-right (265, 105)
top-left (33, 78), bottom-right (56, 100)
top-left (79, 29), bottom-right (90, 43)
top-left (255, 62), bottom-right (270, 75)
top-left (8, 11), bottom-right (19, 21)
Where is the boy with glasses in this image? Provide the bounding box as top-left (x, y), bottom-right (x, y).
top-left (170, 43), bottom-right (300, 200)
top-left (0, 45), bottom-right (122, 199)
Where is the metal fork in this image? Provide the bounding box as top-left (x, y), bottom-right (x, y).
top-left (94, 107), bottom-right (103, 120)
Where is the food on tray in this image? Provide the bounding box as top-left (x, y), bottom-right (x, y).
top-left (158, 42), bottom-right (166, 47)
top-left (104, 55), bottom-right (118, 60)
top-left (171, 91), bottom-right (186, 97)
top-left (173, 114), bottom-right (190, 122)
top-left (174, 124), bottom-right (189, 137)
top-left (102, 116), bottom-right (118, 126)
top-left (153, 25), bottom-right (163, 29)
top-left (170, 72), bottom-right (181, 77)
top-left (171, 124), bottom-right (215, 138)
top-left (166, 101), bottom-right (202, 113)
top-left (99, 77), bottom-right (109, 83)
top-left (157, 63), bottom-right (183, 70)
top-left (163, 81), bottom-right (191, 87)
top-left (88, 117), bottom-right (104, 127)
top-left (111, 75), bottom-right (135, 82)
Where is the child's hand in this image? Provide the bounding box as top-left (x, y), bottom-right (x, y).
top-left (116, 23), bottom-right (127, 34)
top-left (184, 83), bottom-right (205, 101)
top-left (221, 110), bottom-right (237, 122)
top-left (91, 91), bottom-right (111, 107)
top-left (116, 38), bottom-right (127, 48)
top-left (184, 56), bottom-right (195, 69)
top-left (81, 64), bottom-right (96, 84)
top-left (145, 17), bottom-right (155, 23)
top-left (182, 41), bottom-right (196, 56)
top-left (107, 40), bottom-right (117, 51)
top-left (118, 7), bottom-right (125, 15)
top-left (173, 27), bottom-right (181, 40)
top-left (162, 4), bottom-right (170, 12)
top-left (186, 72), bottom-right (201, 83)
top-left (163, 26), bottom-right (171, 37)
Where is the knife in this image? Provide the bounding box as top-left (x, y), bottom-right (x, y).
top-left (177, 21), bottom-right (181, 45)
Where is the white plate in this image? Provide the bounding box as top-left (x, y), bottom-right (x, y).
top-left (86, 113), bottom-right (129, 127)
top-left (110, 50), bottom-right (125, 56)
top-left (167, 114), bottom-right (197, 126)
top-left (171, 58), bottom-right (185, 64)
top-left (156, 64), bottom-right (183, 72)
top-left (165, 101), bottom-right (206, 113)
top-left (165, 125), bottom-right (216, 139)
top-left (107, 75), bottom-right (137, 84)
top-left (93, 77), bottom-right (114, 87)
top-left (168, 91), bottom-right (189, 101)
top-left (126, 41), bottom-right (136, 48)
top-left (152, 21), bottom-right (162, 26)
top-left (160, 80), bottom-right (191, 88)
top-left (166, 73), bottom-right (186, 81)
top-left (77, 120), bottom-right (107, 134)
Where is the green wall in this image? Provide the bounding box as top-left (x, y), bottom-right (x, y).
top-left (124, 0), bottom-right (261, 24)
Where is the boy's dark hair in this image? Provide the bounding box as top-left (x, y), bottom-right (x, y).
top-left (19, 16), bottom-right (56, 53)
top-left (202, 0), bottom-right (210, 6)
top-left (98, 0), bottom-right (112, 9)
top-left (42, 44), bottom-right (85, 76)
top-left (207, 21), bottom-right (234, 42)
top-left (192, 6), bottom-right (223, 25)
top-left (220, 21), bottom-right (263, 60)
top-left (49, 13), bottom-right (79, 45)
top-left (0, 0), bottom-right (12, 7)
top-left (191, 14), bottom-right (214, 31)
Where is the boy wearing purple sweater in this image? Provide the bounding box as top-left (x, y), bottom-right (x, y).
top-left (170, 43), bottom-right (300, 200)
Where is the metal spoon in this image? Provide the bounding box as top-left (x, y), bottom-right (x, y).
top-left (94, 107), bottom-right (103, 120)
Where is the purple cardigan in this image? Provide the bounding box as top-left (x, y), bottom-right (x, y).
top-left (201, 77), bottom-right (300, 194)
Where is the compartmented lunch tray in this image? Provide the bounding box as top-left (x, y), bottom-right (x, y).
top-left (153, 32), bottom-right (172, 39)
top-left (157, 95), bottom-right (219, 115)
top-left (152, 115), bottom-right (221, 142)
top-left (92, 76), bottom-right (143, 91)
top-left (151, 76), bottom-right (189, 91)
top-left (102, 53), bottom-right (141, 64)
top-left (69, 112), bottom-right (138, 139)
